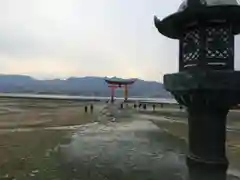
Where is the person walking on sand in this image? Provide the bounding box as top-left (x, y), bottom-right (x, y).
top-left (90, 104), bottom-right (94, 113)
top-left (152, 104), bottom-right (156, 111)
top-left (84, 106), bottom-right (88, 113)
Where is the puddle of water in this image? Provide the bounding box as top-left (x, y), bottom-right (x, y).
top-left (0, 123), bottom-right (98, 133)
top-left (58, 120), bottom-right (188, 180)
top-left (51, 118), bottom-right (240, 180)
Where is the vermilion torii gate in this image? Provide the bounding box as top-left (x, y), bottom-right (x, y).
top-left (105, 77), bottom-right (136, 103)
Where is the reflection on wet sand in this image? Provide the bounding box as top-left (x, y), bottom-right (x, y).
top-left (59, 119), bottom-right (188, 180)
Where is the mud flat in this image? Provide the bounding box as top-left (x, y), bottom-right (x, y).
top-left (138, 107), bottom-right (240, 179)
top-left (0, 98), bottom-right (103, 179)
top-left (0, 99), bottom-right (239, 180)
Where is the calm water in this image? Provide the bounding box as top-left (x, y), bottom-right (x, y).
top-left (0, 93), bottom-right (177, 104)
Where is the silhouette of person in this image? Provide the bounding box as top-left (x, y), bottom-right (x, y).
top-left (90, 104), bottom-right (94, 113)
top-left (152, 104), bottom-right (156, 111)
top-left (143, 104), bottom-right (147, 110)
top-left (120, 103), bottom-right (123, 109)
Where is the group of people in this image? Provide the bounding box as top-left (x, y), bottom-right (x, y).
top-left (84, 104), bottom-right (94, 113)
top-left (132, 103), bottom-right (156, 111)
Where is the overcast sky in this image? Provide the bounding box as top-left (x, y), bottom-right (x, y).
top-left (0, 0), bottom-right (239, 82)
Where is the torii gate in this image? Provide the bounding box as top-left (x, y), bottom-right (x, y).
top-left (105, 77), bottom-right (136, 103)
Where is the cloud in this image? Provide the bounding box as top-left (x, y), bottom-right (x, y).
top-left (0, 0), bottom-right (184, 82)
top-left (0, 0), bottom-right (239, 82)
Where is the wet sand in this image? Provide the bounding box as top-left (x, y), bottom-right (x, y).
top-left (0, 99), bottom-right (240, 179)
top-left (138, 109), bottom-right (240, 179)
top-left (0, 98), bottom-right (102, 179)
top-left (59, 119), bottom-right (188, 180)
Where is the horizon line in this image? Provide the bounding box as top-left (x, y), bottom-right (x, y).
top-left (0, 73), bottom-right (163, 83)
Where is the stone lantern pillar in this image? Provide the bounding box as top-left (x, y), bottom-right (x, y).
top-left (154, 0), bottom-right (240, 179)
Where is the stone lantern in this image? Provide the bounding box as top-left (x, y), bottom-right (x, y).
top-left (154, 0), bottom-right (240, 179)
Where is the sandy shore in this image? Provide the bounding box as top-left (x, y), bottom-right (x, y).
top-left (0, 99), bottom-right (239, 180)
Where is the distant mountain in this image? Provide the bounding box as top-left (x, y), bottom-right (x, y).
top-left (0, 75), bottom-right (172, 98)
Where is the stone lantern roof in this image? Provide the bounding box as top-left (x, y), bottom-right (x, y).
top-left (178, 0), bottom-right (240, 12)
top-left (154, 0), bottom-right (240, 39)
